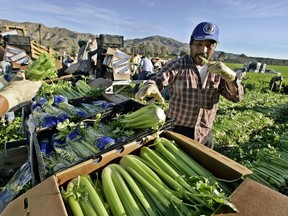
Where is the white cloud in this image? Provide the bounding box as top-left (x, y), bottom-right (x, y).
top-left (215, 0), bottom-right (288, 18)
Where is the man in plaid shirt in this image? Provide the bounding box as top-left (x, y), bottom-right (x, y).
top-left (136, 22), bottom-right (244, 148)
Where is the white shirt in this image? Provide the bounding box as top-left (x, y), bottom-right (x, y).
top-left (196, 64), bottom-right (208, 85)
top-left (140, 57), bottom-right (154, 72)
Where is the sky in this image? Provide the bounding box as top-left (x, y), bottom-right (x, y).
top-left (1, 0), bottom-right (288, 60)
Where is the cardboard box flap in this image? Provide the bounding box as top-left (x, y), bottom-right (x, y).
top-left (102, 47), bottom-right (116, 55)
top-left (213, 178), bottom-right (288, 216)
top-left (163, 131), bottom-right (252, 180)
top-left (114, 49), bottom-right (130, 59)
top-left (1, 176), bottom-right (67, 216)
top-left (102, 55), bottom-right (113, 66)
top-left (5, 45), bottom-right (25, 54)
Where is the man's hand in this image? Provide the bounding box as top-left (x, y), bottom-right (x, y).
top-left (208, 61), bottom-right (236, 82)
top-left (135, 84), bottom-right (165, 104)
top-left (0, 71), bottom-right (42, 110)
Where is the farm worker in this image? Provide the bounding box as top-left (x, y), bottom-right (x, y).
top-left (269, 74), bottom-right (283, 92)
top-left (135, 22), bottom-right (244, 148)
top-left (0, 60), bottom-right (15, 124)
top-left (0, 71), bottom-right (42, 116)
top-left (133, 56), bottom-right (154, 93)
top-left (77, 37), bottom-right (98, 79)
top-left (130, 54), bottom-right (140, 79)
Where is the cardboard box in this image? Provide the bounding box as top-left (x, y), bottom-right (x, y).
top-left (111, 57), bottom-right (130, 68)
top-left (102, 47), bottom-right (131, 80)
top-left (103, 68), bottom-right (131, 81)
top-left (1, 175), bottom-right (67, 216)
top-left (10, 62), bottom-right (28, 70)
top-left (2, 131), bottom-right (254, 216)
top-left (213, 178), bottom-right (288, 216)
top-left (3, 45), bottom-right (30, 64)
top-left (102, 47), bottom-right (115, 67)
top-left (103, 47), bottom-right (116, 56)
top-left (114, 49), bottom-right (130, 59)
top-left (4, 45), bottom-right (24, 61)
top-left (9, 50), bottom-right (27, 62)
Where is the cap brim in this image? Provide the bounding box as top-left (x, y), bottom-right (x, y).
top-left (194, 35), bottom-right (218, 43)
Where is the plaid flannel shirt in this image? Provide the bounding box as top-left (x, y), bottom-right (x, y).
top-left (148, 55), bottom-right (244, 143)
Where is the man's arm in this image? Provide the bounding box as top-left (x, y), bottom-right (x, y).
top-left (0, 95), bottom-right (9, 116)
top-left (226, 80), bottom-right (238, 94)
top-left (0, 72), bottom-right (42, 115)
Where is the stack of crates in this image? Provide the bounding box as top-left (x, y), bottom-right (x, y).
top-left (4, 35), bottom-right (31, 56)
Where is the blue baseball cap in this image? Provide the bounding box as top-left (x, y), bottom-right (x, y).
top-left (191, 22), bottom-right (219, 42)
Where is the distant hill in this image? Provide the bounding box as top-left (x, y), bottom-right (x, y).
top-left (124, 35), bottom-right (190, 56)
top-left (0, 19), bottom-right (287, 66)
top-left (0, 19), bottom-right (94, 53)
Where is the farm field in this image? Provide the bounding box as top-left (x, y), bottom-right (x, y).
top-left (212, 64), bottom-right (288, 194)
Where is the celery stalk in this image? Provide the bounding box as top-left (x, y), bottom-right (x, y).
top-left (117, 103), bottom-right (166, 130)
top-left (109, 164), bottom-right (157, 216)
top-left (199, 56), bottom-right (209, 64)
top-left (139, 147), bottom-right (206, 206)
top-left (79, 175), bottom-right (109, 216)
top-left (156, 137), bottom-right (232, 194)
top-left (110, 166), bottom-right (143, 216)
top-left (120, 155), bottom-right (193, 215)
top-left (61, 178), bottom-right (84, 216)
top-left (69, 178), bottom-right (98, 216)
top-left (102, 166), bottom-right (126, 216)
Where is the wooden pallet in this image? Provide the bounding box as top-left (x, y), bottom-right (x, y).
top-left (30, 40), bottom-right (57, 59)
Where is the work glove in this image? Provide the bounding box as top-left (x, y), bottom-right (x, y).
top-left (0, 76), bottom-right (9, 89)
top-left (135, 84), bottom-right (165, 104)
top-left (0, 71), bottom-right (42, 110)
top-left (208, 61), bottom-right (236, 82)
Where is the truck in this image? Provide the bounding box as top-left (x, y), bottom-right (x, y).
top-left (244, 62), bottom-right (266, 73)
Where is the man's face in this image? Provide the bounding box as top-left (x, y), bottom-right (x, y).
top-left (190, 40), bottom-right (217, 65)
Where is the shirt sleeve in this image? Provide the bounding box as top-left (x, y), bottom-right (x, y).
top-left (146, 59), bottom-right (180, 91)
top-left (220, 78), bottom-right (244, 102)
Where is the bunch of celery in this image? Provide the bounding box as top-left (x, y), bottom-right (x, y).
top-left (25, 52), bottom-right (58, 81)
top-left (40, 119), bottom-right (116, 169)
top-left (41, 102), bottom-right (70, 123)
top-left (32, 95), bottom-right (114, 130)
top-left (30, 95), bottom-right (84, 130)
top-left (38, 79), bottom-right (103, 100)
top-left (100, 138), bottom-right (236, 215)
top-left (53, 95), bottom-right (88, 119)
top-left (39, 138), bottom-right (69, 175)
top-left (78, 100), bottom-right (115, 115)
top-left (0, 162), bottom-right (32, 213)
top-left (116, 103), bottom-right (166, 130)
top-left (28, 106), bottom-right (59, 129)
top-left (248, 148), bottom-right (288, 190)
top-left (61, 175), bottom-right (109, 216)
top-left (39, 80), bottom-right (85, 100)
